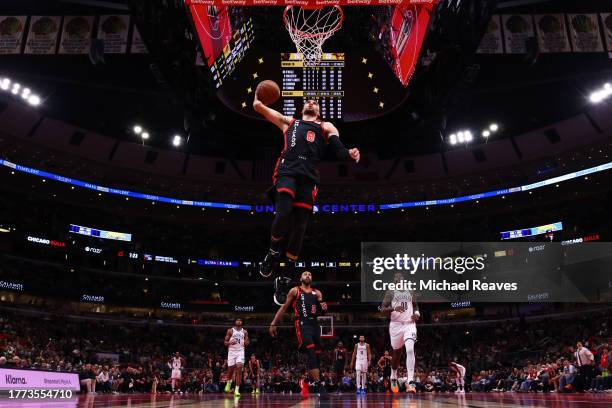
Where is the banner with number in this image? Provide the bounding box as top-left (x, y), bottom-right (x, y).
top-left (535, 14), bottom-right (571, 53)
top-left (477, 15), bottom-right (504, 54)
top-left (0, 16), bottom-right (27, 54)
top-left (59, 16), bottom-right (94, 54)
top-left (129, 25), bottom-right (147, 54)
top-left (601, 13), bottom-right (612, 58)
top-left (502, 15), bottom-right (534, 54)
top-left (568, 14), bottom-right (603, 52)
top-left (24, 16), bottom-right (61, 54)
top-left (98, 15), bottom-right (130, 54)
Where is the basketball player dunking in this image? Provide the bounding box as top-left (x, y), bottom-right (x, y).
top-left (253, 95), bottom-right (360, 305)
top-left (248, 354), bottom-right (261, 394)
top-left (224, 318), bottom-right (249, 397)
top-left (168, 352), bottom-right (185, 394)
top-left (269, 271), bottom-right (328, 398)
top-left (381, 272), bottom-right (420, 394)
top-left (448, 361), bottom-right (466, 393)
top-left (350, 335), bottom-right (372, 394)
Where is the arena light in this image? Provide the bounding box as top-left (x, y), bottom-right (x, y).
top-left (589, 82), bottom-right (612, 104)
top-left (464, 131), bottom-right (473, 142)
top-left (0, 78), bottom-right (9, 90)
top-left (489, 123), bottom-right (499, 132)
top-left (482, 130), bottom-right (491, 137)
top-left (449, 134), bottom-right (457, 145)
top-left (27, 95), bottom-right (41, 106)
top-left (133, 125), bottom-right (143, 134)
top-left (172, 135), bottom-right (182, 147)
top-left (21, 88), bottom-right (31, 99)
top-left (11, 83), bottom-right (20, 95)
top-left (141, 132), bottom-right (150, 140)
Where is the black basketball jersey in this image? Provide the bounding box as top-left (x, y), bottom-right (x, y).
top-left (335, 348), bottom-right (345, 362)
top-left (274, 119), bottom-right (328, 183)
top-left (292, 286), bottom-right (321, 320)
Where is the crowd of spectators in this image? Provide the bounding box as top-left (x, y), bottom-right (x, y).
top-left (1, 307), bottom-right (611, 395)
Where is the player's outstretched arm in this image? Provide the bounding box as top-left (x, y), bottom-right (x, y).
top-left (411, 291), bottom-right (420, 321)
top-left (324, 122), bottom-right (360, 163)
top-left (315, 289), bottom-right (328, 314)
top-left (350, 344), bottom-right (357, 369)
top-left (253, 94), bottom-right (293, 132)
top-left (223, 328), bottom-right (233, 347)
top-left (269, 287), bottom-right (297, 337)
top-left (244, 330), bottom-right (249, 347)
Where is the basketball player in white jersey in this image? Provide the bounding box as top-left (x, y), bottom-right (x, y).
top-left (224, 318), bottom-right (249, 397)
top-left (381, 272), bottom-right (419, 394)
top-left (448, 361), bottom-right (466, 393)
top-left (350, 335), bottom-right (371, 395)
top-left (167, 352), bottom-right (185, 394)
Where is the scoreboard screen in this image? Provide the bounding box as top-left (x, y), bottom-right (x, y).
top-left (281, 53), bottom-right (344, 120)
top-left (209, 18), bottom-right (255, 89)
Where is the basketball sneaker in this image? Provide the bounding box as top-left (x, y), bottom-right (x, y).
top-left (260, 249), bottom-right (280, 278)
top-left (390, 379), bottom-right (399, 393)
top-left (234, 387), bottom-right (240, 398)
top-left (274, 276), bottom-right (292, 306)
top-left (224, 380), bottom-right (232, 393)
top-left (407, 383), bottom-right (416, 394)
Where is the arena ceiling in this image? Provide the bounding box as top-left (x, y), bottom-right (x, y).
top-left (0, 0), bottom-right (611, 160)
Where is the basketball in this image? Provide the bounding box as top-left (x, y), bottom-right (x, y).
top-left (256, 80), bottom-right (280, 105)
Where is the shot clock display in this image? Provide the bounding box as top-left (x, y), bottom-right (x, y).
top-left (281, 53), bottom-right (344, 120)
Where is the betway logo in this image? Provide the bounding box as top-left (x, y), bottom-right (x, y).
top-left (5, 374), bottom-right (26, 385)
top-left (291, 120), bottom-right (299, 148)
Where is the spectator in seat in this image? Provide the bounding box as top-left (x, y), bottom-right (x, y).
top-left (96, 366), bottom-right (111, 393)
top-left (560, 360), bottom-right (577, 393)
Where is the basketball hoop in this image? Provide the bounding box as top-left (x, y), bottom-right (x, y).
top-left (283, 6), bottom-right (344, 67)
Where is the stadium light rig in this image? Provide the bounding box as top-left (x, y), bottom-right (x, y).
top-left (449, 130), bottom-right (473, 145)
top-left (0, 77), bottom-right (42, 107)
top-left (590, 83), bottom-right (612, 104)
top-left (172, 135), bottom-right (182, 147)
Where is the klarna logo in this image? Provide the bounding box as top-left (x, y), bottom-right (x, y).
top-left (5, 374), bottom-right (26, 384)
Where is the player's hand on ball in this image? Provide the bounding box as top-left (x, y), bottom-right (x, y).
top-left (349, 148), bottom-right (360, 163)
top-left (269, 325), bottom-right (277, 337)
top-left (320, 302), bottom-right (328, 312)
top-left (394, 305), bottom-right (405, 313)
top-left (411, 313), bottom-right (420, 322)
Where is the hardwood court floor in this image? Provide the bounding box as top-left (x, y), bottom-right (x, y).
top-left (2, 391), bottom-right (611, 408)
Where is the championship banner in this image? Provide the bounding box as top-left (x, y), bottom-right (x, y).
top-left (24, 16), bottom-right (61, 54)
top-left (0, 16), bottom-right (27, 54)
top-left (568, 14), bottom-right (603, 53)
top-left (476, 15), bottom-right (503, 54)
top-left (502, 14), bottom-right (534, 54)
top-left (129, 24), bottom-right (147, 54)
top-left (59, 16), bottom-right (94, 54)
top-left (601, 13), bottom-right (612, 58)
top-left (535, 14), bottom-right (571, 53)
top-left (97, 15), bottom-right (130, 54)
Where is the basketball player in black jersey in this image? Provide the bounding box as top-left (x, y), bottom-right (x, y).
top-left (269, 271), bottom-right (328, 398)
top-left (253, 95), bottom-right (360, 305)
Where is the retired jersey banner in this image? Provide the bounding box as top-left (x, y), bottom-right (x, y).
top-left (59, 16), bottom-right (94, 54)
top-left (129, 24), bottom-right (147, 54)
top-left (98, 15), bottom-right (130, 54)
top-left (535, 14), bottom-right (571, 53)
top-left (568, 14), bottom-right (603, 53)
top-left (601, 13), bottom-right (612, 58)
top-left (24, 16), bottom-right (61, 54)
top-left (502, 14), bottom-right (534, 54)
top-left (477, 15), bottom-right (503, 54)
top-left (0, 16), bottom-right (27, 54)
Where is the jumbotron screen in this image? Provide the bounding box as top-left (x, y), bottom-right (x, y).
top-left (281, 53), bottom-right (344, 120)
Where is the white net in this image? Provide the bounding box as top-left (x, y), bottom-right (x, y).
top-left (283, 6), bottom-right (343, 67)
